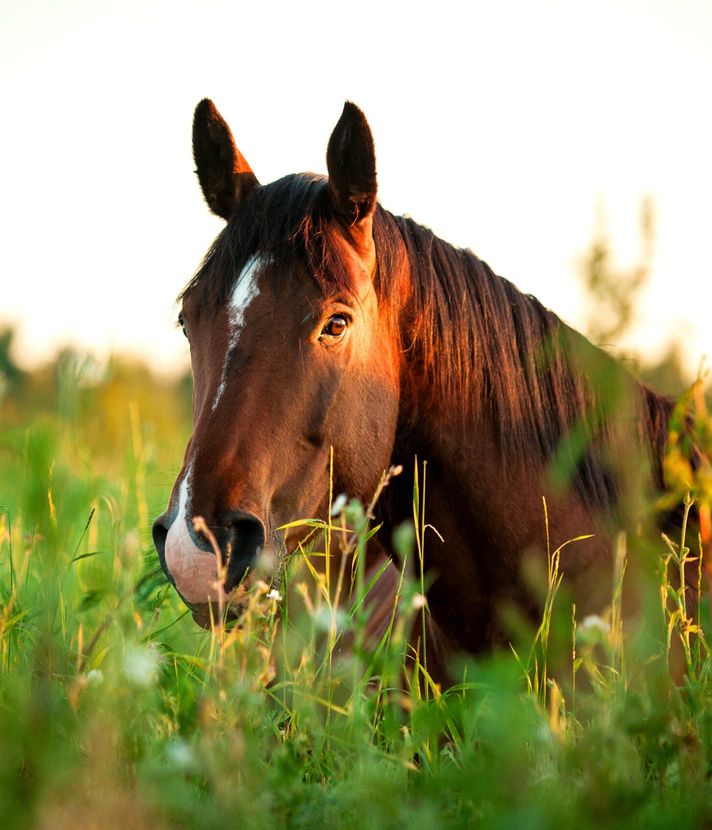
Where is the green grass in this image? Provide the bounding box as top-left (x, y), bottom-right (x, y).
top-left (2, 364), bottom-right (712, 829)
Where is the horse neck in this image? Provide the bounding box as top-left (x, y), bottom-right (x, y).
top-left (395, 398), bottom-right (544, 515)
top-left (393, 285), bottom-right (672, 549)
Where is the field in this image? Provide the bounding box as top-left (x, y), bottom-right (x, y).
top-left (2, 352), bottom-right (712, 829)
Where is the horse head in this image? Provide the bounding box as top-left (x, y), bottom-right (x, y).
top-left (152, 100), bottom-right (404, 622)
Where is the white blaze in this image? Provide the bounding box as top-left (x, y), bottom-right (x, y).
top-left (212, 254), bottom-right (264, 411)
top-left (165, 255), bottom-right (268, 602)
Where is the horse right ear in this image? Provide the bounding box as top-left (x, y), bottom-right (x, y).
top-left (192, 99), bottom-right (259, 220)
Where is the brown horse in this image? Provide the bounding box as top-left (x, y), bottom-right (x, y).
top-left (153, 99), bottom-right (687, 664)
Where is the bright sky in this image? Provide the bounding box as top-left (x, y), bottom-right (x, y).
top-left (2, 0), bottom-right (711, 378)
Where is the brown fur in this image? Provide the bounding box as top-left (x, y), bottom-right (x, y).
top-left (154, 100), bottom-right (692, 678)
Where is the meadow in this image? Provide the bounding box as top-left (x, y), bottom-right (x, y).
top-left (1, 346), bottom-right (712, 829)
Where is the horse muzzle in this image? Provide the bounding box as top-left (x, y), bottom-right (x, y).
top-left (152, 508), bottom-right (267, 607)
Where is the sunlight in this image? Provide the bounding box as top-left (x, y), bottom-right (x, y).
top-left (1, 0), bottom-right (710, 376)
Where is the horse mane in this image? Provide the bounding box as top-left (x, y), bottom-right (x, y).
top-left (388, 213), bottom-right (673, 509)
top-left (184, 173), bottom-right (673, 512)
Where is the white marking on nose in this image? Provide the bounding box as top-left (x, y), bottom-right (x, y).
top-left (212, 254), bottom-right (265, 411)
top-left (164, 464), bottom-right (227, 604)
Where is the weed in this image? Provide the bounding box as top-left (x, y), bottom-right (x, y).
top-left (1, 367), bottom-right (712, 828)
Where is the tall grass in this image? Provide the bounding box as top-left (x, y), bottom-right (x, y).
top-left (1, 362), bottom-right (712, 828)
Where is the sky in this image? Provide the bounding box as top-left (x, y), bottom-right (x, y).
top-left (2, 0), bottom-right (711, 378)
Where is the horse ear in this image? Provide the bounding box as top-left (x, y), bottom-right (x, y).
top-left (192, 99), bottom-right (259, 220)
top-left (326, 102), bottom-right (377, 243)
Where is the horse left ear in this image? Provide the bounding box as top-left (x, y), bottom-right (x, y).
top-left (326, 102), bottom-right (377, 245)
top-left (192, 99), bottom-right (259, 220)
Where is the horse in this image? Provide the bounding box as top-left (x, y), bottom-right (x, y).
top-left (152, 99), bottom-right (698, 674)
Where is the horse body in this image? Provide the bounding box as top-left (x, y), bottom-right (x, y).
top-left (153, 99), bottom-right (676, 659)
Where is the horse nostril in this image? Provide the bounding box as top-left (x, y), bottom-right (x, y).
top-left (222, 511), bottom-right (266, 592)
top-left (152, 516), bottom-right (172, 582)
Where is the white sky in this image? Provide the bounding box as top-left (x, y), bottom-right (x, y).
top-left (2, 0), bottom-right (711, 377)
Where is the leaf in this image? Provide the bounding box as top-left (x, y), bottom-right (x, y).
top-left (70, 550), bottom-right (104, 565)
top-left (79, 590), bottom-right (105, 612)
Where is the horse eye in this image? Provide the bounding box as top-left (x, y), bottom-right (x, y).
top-left (177, 313), bottom-right (187, 337)
top-left (321, 315), bottom-right (349, 339)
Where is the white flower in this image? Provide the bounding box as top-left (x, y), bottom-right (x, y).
top-left (266, 588), bottom-right (283, 602)
top-left (166, 739), bottom-right (194, 770)
top-left (86, 669), bottom-right (104, 685)
top-left (123, 644), bottom-right (160, 687)
top-left (411, 593), bottom-right (427, 611)
top-left (580, 614), bottom-right (610, 634)
top-left (330, 493), bottom-right (348, 516)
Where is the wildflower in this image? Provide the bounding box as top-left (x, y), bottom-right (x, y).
top-left (580, 614), bottom-right (610, 634)
top-left (166, 739), bottom-right (195, 770)
top-left (411, 592), bottom-right (427, 610)
top-left (123, 644), bottom-right (160, 688)
top-left (266, 588), bottom-right (283, 602)
top-left (330, 493), bottom-right (348, 516)
top-left (86, 668), bottom-right (104, 685)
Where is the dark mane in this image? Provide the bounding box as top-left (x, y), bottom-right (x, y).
top-left (184, 173), bottom-right (672, 512)
top-left (390, 214), bottom-right (673, 509)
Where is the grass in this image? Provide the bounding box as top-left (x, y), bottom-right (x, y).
top-left (1, 362), bottom-right (712, 828)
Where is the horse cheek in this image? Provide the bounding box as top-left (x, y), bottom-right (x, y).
top-left (335, 374), bottom-right (399, 498)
